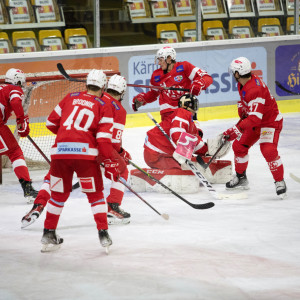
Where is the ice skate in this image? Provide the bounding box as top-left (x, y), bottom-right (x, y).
top-left (19, 179), bottom-right (38, 204)
top-left (21, 204), bottom-right (44, 229)
top-left (275, 180), bottom-right (287, 199)
top-left (98, 229), bottom-right (112, 254)
top-left (41, 229), bottom-right (63, 252)
top-left (226, 172), bottom-right (249, 190)
top-left (107, 202), bottom-right (130, 225)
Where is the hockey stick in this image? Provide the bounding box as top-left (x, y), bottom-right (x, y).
top-left (26, 135), bottom-right (80, 190)
top-left (128, 160), bottom-right (214, 210)
top-left (290, 172), bottom-right (300, 183)
top-left (118, 177), bottom-right (169, 220)
top-left (57, 63), bottom-right (189, 92)
top-left (147, 113), bottom-right (247, 200)
top-left (275, 81), bottom-right (300, 95)
top-left (196, 136), bottom-right (229, 170)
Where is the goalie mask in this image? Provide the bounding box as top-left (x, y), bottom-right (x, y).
top-left (5, 68), bottom-right (26, 87)
top-left (87, 69), bottom-right (107, 89)
top-left (107, 74), bottom-right (127, 99)
top-left (155, 46), bottom-right (176, 64)
top-left (178, 94), bottom-right (199, 113)
top-left (229, 57), bottom-right (251, 76)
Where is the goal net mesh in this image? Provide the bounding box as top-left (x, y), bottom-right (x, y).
top-left (1, 69), bottom-right (117, 170)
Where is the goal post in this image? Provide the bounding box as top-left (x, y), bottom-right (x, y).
top-left (0, 69), bottom-right (119, 174)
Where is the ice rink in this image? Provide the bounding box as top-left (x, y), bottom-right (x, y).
top-left (0, 113), bottom-right (300, 300)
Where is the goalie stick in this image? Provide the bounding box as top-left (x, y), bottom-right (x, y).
top-left (290, 172), bottom-right (300, 183)
top-left (118, 177), bottom-right (169, 220)
top-left (57, 63), bottom-right (189, 92)
top-left (147, 113), bottom-right (247, 200)
top-left (275, 81), bottom-right (300, 95)
top-left (26, 135), bottom-right (80, 190)
top-left (129, 160), bottom-right (214, 210)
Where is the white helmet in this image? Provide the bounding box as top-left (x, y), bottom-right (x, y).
top-left (229, 57), bottom-right (252, 76)
top-left (86, 69), bottom-right (107, 89)
top-left (5, 68), bottom-right (26, 87)
top-left (155, 46), bottom-right (176, 64)
top-left (107, 74), bottom-right (127, 95)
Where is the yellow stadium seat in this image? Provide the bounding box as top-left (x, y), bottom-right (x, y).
top-left (64, 28), bottom-right (91, 49)
top-left (5, 0), bottom-right (35, 24)
top-left (203, 20), bottom-right (228, 40)
top-left (39, 29), bottom-right (66, 51)
top-left (180, 22), bottom-right (196, 42)
top-left (228, 19), bottom-right (254, 39)
top-left (30, 0), bottom-right (61, 22)
top-left (258, 18), bottom-right (283, 37)
top-left (286, 17), bottom-right (300, 34)
top-left (0, 32), bottom-right (13, 54)
top-left (12, 31), bottom-right (40, 52)
top-left (156, 23), bottom-right (181, 44)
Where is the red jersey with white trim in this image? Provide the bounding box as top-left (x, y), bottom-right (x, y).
top-left (0, 84), bottom-right (25, 125)
top-left (46, 91), bottom-right (114, 161)
top-left (237, 75), bottom-right (282, 131)
top-left (144, 108), bottom-right (206, 156)
top-left (102, 92), bottom-right (126, 153)
top-left (143, 61), bottom-right (212, 116)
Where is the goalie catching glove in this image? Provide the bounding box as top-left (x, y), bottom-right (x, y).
top-left (16, 115), bottom-right (30, 137)
top-left (206, 134), bottom-right (231, 158)
top-left (103, 159), bottom-right (120, 182)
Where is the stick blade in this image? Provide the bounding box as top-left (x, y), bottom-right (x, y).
top-left (190, 202), bottom-right (215, 209)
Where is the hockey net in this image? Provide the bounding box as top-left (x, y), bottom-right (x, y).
top-left (0, 69), bottom-right (118, 172)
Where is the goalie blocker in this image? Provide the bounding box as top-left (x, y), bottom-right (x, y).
top-left (130, 157), bottom-right (232, 194)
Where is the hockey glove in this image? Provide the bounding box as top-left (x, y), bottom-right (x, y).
top-left (223, 125), bottom-right (242, 141)
top-left (132, 93), bottom-right (146, 112)
top-left (16, 115), bottom-right (30, 137)
top-left (103, 159), bottom-right (120, 182)
top-left (190, 78), bottom-right (206, 96)
top-left (119, 148), bottom-right (132, 165)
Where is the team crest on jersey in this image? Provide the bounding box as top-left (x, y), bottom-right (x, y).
top-left (176, 65), bottom-right (184, 72)
top-left (174, 75), bottom-right (183, 82)
top-left (70, 92), bottom-right (80, 97)
top-left (112, 100), bottom-right (120, 110)
top-left (154, 75), bottom-right (161, 82)
top-left (255, 79), bottom-right (261, 86)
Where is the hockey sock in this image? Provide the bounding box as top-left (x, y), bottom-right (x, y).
top-left (234, 154), bottom-right (249, 175)
top-left (268, 156), bottom-right (284, 182)
top-left (44, 199), bottom-right (64, 229)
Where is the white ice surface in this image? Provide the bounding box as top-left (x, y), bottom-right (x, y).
top-left (0, 113), bottom-right (300, 300)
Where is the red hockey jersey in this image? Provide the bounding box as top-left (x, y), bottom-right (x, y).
top-left (237, 75), bottom-right (282, 131)
top-left (143, 61), bottom-right (212, 117)
top-left (102, 92), bottom-right (126, 153)
top-left (0, 84), bottom-right (25, 125)
top-left (144, 108), bottom-right (207, 156)
top-left (47, 91), bottom-right (115, 161)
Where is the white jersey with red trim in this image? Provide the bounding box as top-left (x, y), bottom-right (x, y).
top-left (46, 91), bottom-right (114, 160)
top-left (0, 84), bottom-right (25, 124)
top-left (143, 61), bottom-right (212, 116)
top-left (102, 92), bottom-right (127, 153)
top-left (237, 75), bottom-right (282, 130)
top-left (144, 108), bottom-right (206, 156)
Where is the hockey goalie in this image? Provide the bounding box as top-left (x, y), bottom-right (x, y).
top-left (130, 94), bottom-right (232, 194)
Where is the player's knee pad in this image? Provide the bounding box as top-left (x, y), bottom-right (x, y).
top-left (232, 140), bottom-right (249, 157)
top-left (51, 191), bottom-right (69, 203)
top-left (7, 146), bottom-right (24, 162)
top-left (87, 192), bottom-right (105, 204)
top-left (260, 143), bottom-right (278, 162)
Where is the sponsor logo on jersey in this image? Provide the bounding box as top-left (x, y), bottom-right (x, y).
top-left (174, 75), bottom-right (183, 82)
top-left (57, 142), bottom-right (89, 155)
top-left (73, 98), bottom-right (95, 109)
top-left (111, 100), bottom-right (120, 110)
top-left (154, 75), bottom-right (161, 82)
top-left (176, 65), bottom-right (184, 72)
top-left (70, 92), bottom-right (80, 97)
top-left (95, 97), bottom-right (105, 105)
top-left (255, 79), bottom-right (261, 86)
top-left (242, 91), bottom-right (246, 99)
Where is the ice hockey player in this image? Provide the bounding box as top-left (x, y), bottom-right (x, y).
top-left (132, 94), bottom-right (231, 193)
top-left (101, 74), bottom-right (131, 225)
top-left (21, 75), bottom-right (131, 228)
top-left (131, 46), bottom-right (213, 121)
top-left (223, 57), bottom-right (287, 199)
top-left (40, 69), bottom-right (120, 252)
top-left (0, 68), bottom-right (38, 203)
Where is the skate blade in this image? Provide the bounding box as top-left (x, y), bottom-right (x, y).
top-left (26, 196), bottom-right (34, 204)
top-left (279, 193), bottom-right (287, 200)
top-left (41, 243), bottom-right (62, 253)
top-left (21, 215), bottom-right (37, 229)
top-left (108, 218), bottom-right (130, 225)
top-left (105, 246), bottom-right (109, 255)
